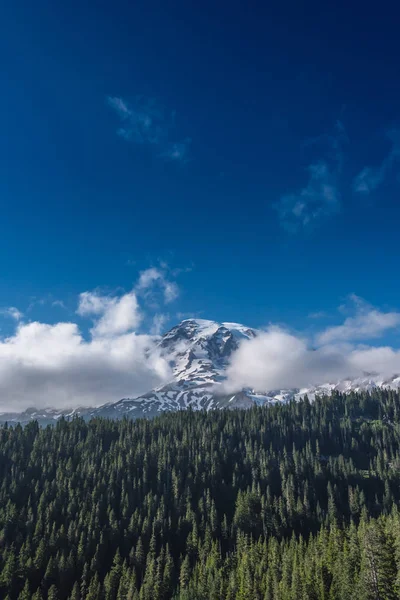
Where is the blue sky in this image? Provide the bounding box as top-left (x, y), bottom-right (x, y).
top-left (2, 0), bottom-right (400, 328)
top-left (1, 1), bottom-right (400, 408)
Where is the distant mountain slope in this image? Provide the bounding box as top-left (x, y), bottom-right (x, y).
top-left (2, 318), bottom-right (400, 425)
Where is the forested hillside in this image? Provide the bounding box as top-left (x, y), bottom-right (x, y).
top-left (1, 391), bottom-right (400, 599)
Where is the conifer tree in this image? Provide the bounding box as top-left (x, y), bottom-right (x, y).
top-left (17, 579), bottom-right (31, 600)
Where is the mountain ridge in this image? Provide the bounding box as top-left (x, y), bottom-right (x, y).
top-left (2, 318), bottom-right (400, 425)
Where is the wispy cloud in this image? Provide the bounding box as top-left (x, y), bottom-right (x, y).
top-left (307, 311), bottom-right (328, 320)
top-left (353, 166), bottom-right (385, 194)
top-left (175, 311), bottom-right (204, 321)
top-left (136, 267), bottom-right (179, 304)
top-left (52, 299), bottom-right (68, 310)
top-left (318, 309), bottom-right (400, 345)
top-left (27, 295), bottom-right (68, 313)
top-left (316, 295), bottom-right (400, 345)
top-left (107, 96), bottom-right (191, 162)
top-left (275, 121), bottom-right (347, 232)
top-left (353, 128), bottom-right (400, 194)
top-left (276, 162), bottom-right (340, 232)
top-left (0, 307), bottom-right (23, 321)
top-left (162, 141), bottom-right (191, 162)
top-left (151, 313), bottom-right (169, 335)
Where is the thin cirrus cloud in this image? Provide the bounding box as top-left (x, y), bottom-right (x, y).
top-left (275, 161), bottom-right (341, 232)
top-left (107, 95), bottom-right (191, 162)
top-left (274, 121), bottom-right (347, 232)
top-left (353, 128), bottom-right (400, 194)
top-left (307, 311), bottom-right (328, 320)
top-left (151, 313), bottom-right (169, 336)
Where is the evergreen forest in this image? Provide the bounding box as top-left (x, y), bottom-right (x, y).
top-left (1, 391), bottom-right (400, 599)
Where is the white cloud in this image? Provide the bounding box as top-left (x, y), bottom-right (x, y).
top-left (0, 277), bottom-right (185, 411)
top-left (349, 346), bottom-right (400, 378)
top-left (223, 327), bottom-right (400, 394)
top-left (136, 267), bottom-right (179, 304)
top-left (92, 292), bottom-right (141, 337)
top-left (0, 320), bottom-right (170, 412)
top-left (163, 281), bottom-right (179, 303)
top-left (224, 328), bottom-right (350, 392)
top-left (317, 308), bottom-right (400, 345)
top-left (107, 96), bottom-right (190, 162)
top-left (354, 128), bottom-right (400, 194)
top-left (77, 291), bottom-right (113, 316)
top-left (224, 296), bottom-right (400, 393)
top-left (0, 307), bottom-right (23, 321)
top-left (77, 290), bottom-right (142, 337)
top-left (136, 267), bottom-right (163, 290)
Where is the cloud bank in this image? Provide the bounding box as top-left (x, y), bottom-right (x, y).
top-left (224, 297), bottom-right (400, 393)
top-left (0, 268), bottom-right (184, 411)
top-left (224, 329), bottom-right (400, 393)
top-left (0, 320), bottom-right (170, 412)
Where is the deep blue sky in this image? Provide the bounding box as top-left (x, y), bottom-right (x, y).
top-left (2, 0), bottom-right (400, 332)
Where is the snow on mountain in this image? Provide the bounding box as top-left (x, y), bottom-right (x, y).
top-left (87, 319), bottom-right (259, 419)
top-left (2, 318), bottom-right (400, 425)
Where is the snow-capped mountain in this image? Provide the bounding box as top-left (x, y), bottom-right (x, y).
top-left (2, 318), bottom-right (400, 425)
top-left (86, 319), bottom-right (260, 419)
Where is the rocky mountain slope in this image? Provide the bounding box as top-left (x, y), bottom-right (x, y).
top-left (2, 318), bottom-right (400, 425)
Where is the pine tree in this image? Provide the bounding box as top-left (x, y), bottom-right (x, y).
top-left (69, 581), bottom-right (80, 600)
top-left (47, 585), bottom-right (59, 600)
top-left (43, 555), bottom-right (57, 590)
top-left (86, 573), bottom-right (101, 600)
top-left (358, 517), bottom-right (397, 599)
top-left (104, 549), bottom-right (123, 600)
top-left (0, 547), bottom-right (17, 590)
top-left (179, 555), bottom-right (190, 591)
top-left (18, 579), bottom-right (31, 600)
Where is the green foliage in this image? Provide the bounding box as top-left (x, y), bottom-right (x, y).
top-left (1, 390), bottom-right (400, 597)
